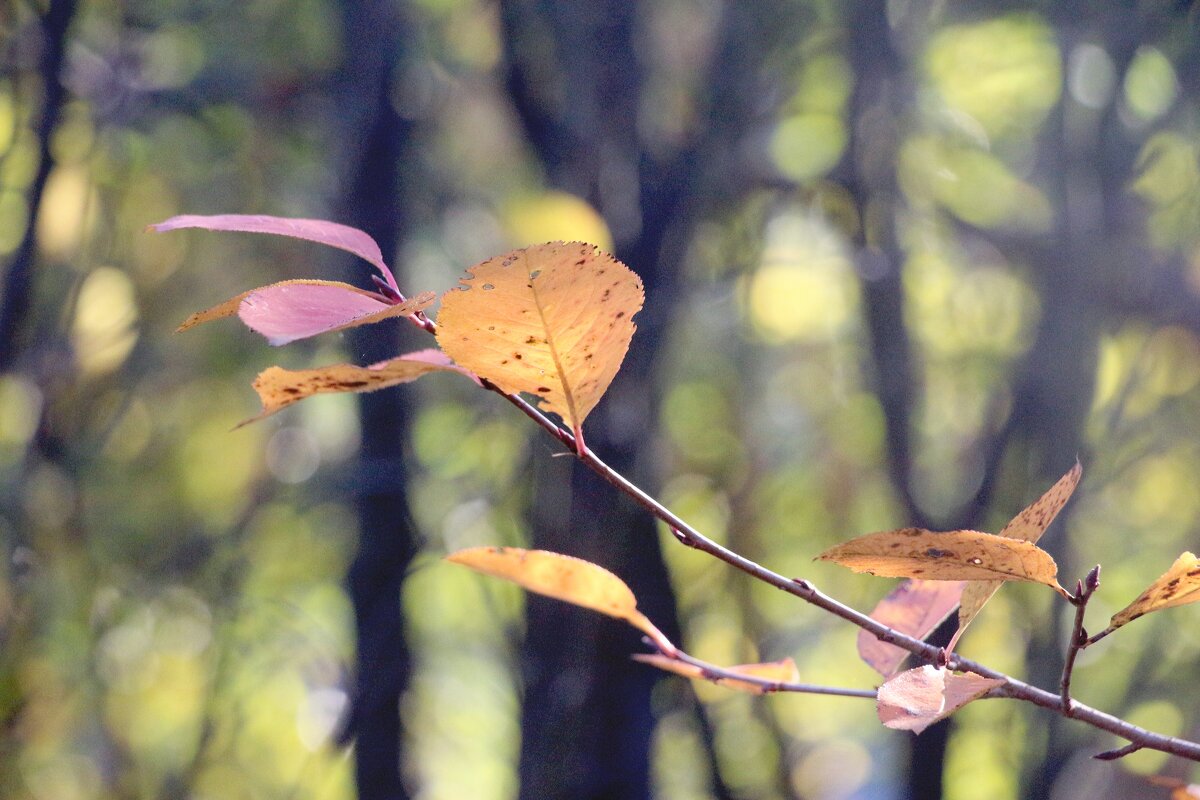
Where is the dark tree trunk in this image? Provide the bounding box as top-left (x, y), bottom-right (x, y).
top-left (332, 3), bottom-right (421, 798)
top-left (0, 0), bottom-right (78, 372)
top-left (500, 2), bottom-right (809, 797)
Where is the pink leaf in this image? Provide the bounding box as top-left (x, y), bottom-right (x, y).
top-left (150, 214), bottom-right (399, 292)
top-left (238, 284), bottom-right (433, 345)
top-left (877, 665), bottom-right (1004, 734)
top-left (177, 280), bottom-right (434, 346)
top-left (858, 579), bottom-right (965, 677)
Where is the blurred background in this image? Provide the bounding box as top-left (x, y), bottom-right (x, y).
top-left (3, 0), bottom-right (1200, 798)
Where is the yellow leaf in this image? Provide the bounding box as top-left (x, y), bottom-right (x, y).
top-left (240, 350), bottom-right (472, 425)
top-left (446, 547), bottom-right (674, 653)
top-left (435, 242), bottom-right (643, 451)
top-left (858, 579), bottom-right (965, 677)
top-left (876, 665), bottom-right (1004, 734)
top-left (632, 654), bottom-right (800, 695)
top-left (1107, 552), bottom-right (1200, 631)
top-left (817, 528), bottom-right (1065, 592)
top-left (953, 461), bottom-right (1081, 649)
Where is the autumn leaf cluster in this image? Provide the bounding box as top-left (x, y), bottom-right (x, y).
top-left (158, 214), bottom-right (1200, 749)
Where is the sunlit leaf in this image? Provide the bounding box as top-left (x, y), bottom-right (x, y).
top-left (953, 461), bottom-right (1081, 649)
top-left (876, 665), bottom-right (1003, 734)
top-left (858, 579), bottom-right (965, 677)
top-left (1105, 552), bottom-right (1200, 632)
top-left (446, 546), bottom-right (674, 653)
top-left (151, 213), bottom-right (400, 290)
top-left (435, 242), bottom-right (643, 451)
top-left (242, 349), bottom-right (472, 425)
top-left (178, 281), bottom-right (434, 345)
top-left (817, 528), bottom-right (1064, 592)
top-left (632, 654), bottom-right (800, 694)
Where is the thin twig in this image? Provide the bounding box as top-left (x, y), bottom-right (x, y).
top-left (402, 296), bottom-right (1200, 761)
top-left (1093, 742), bottom-right (1144, 761)
top-left (661, 650), bottom-right (877, 700)
top-left (1084, 628), bottom-right (1118, 647)
top-left (1060, 566), bottom-right (1101, 714)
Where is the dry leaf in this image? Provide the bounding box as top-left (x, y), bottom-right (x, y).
top-left (632, 654), bottom-right (800, 694)
top-left (953, 461), bottom-right (1082, 649)
top-left (241, 349), bottom-right (471, 424)
top-left (858, 580), bottom-right (965, 677)
top-left (435, 242), bottom-right (643, 450)
top-left (877, 665), bottom-right (1003, 734)
top-left (1106, 552), bottom-right (1200, 632)
top-left (817, 528), bottom-right (1064, 591)
top-left (446, 547), bottom-right (674, 653)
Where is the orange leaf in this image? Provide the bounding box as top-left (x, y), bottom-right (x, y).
top-left (446, 547), bottom-right (674, 654)
top-left (858, 580), bottom-right (965, 677)
top-left (876, 665), bottom-right (1003, 734)
top-left (240, 350), bottom-right (472, 425)
top-left (1106, 552), bottom-right (1200, 632)
top-left (632, 654), bottom-right (800, 694)
top-left (435, 242), bottom-right (643, 451)
top-left (817, 528), bottom-right (1064, 591)
top-left (953, 461), bottom-right (1081, 649)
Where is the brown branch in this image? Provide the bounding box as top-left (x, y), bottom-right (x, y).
top-left (1060, 566), bottom-right (1101, 714)
top-left (376, 300), bottom-right (1200, 762)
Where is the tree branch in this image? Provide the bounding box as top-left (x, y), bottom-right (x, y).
top-left (1060, 566), bottom-right (1101, 714)
top-left (363, 292), bottom-right (1200, 762)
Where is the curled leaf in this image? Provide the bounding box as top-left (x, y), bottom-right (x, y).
top-left (446, 546), bottom-right (674, 654)
top-left (953, 461), bottom-right (1082, 649)
top-left (1106, 552), bottom-right (1200, 632)
top-left (179, 282), bottom-right (434, 345)
top-left (632, 654), bottom-right (800, 695)
top-left (242, 349), bottom-right (471, 424)
top-left (151, 213), bottom-right (399, 290)
top-left (817, 528), bottom-right (1064, 592)
top-left (876, 665), bottom-right (1003, 734)
top-left (435, 242), bottom-right (643, 450)
top-left (858, 579), bottom-right (965, 677)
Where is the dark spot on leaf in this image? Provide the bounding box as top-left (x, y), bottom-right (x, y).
top-left (925, 548), bottom-right (951, 559)
top-left (514, 353), bottom-right (523, 360)
top-left (536, 386), bottom-right (551, 393)
top-left (342, 381), bottom-right (369, 388)
top-left (283, 387), bottom-right (301, 395)
top-left (525, 336), bottom-right (537, 344)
